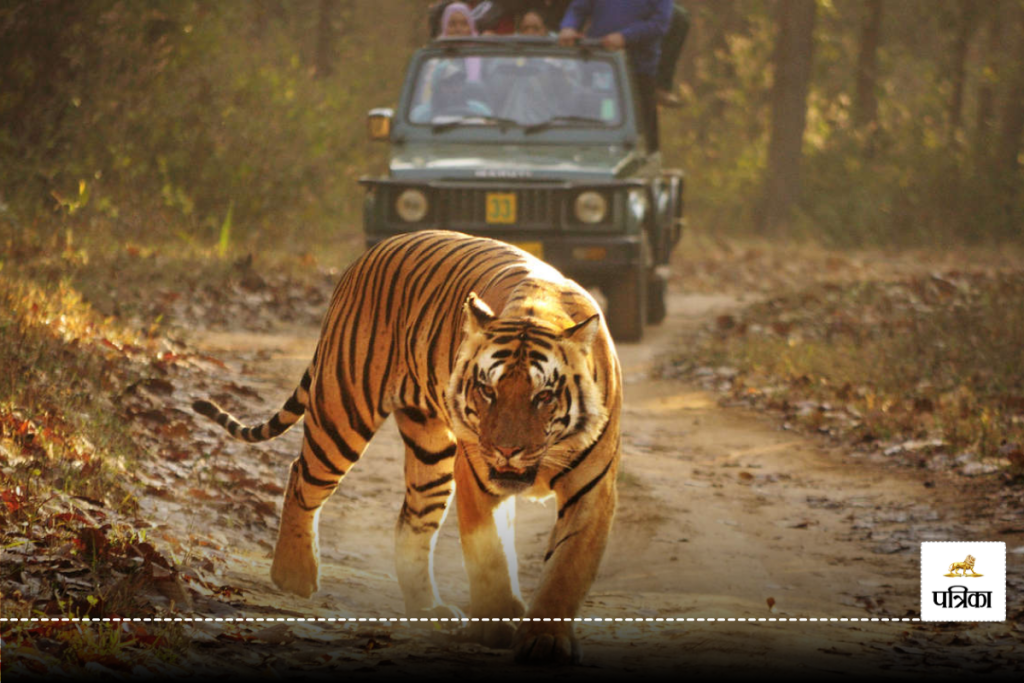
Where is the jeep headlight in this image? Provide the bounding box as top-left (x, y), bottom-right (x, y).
top-left (574, 191), bottom-right (608, 224)
top-left (395, 188), bottom-right (428, 223)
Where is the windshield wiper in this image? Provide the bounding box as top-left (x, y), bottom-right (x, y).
top-left (523, 115), bottom-right (609, 134)
top-left (431, 115), bottom-right (522, 133)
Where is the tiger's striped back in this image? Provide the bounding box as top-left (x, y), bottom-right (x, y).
top-left (193, 231), bottom-right (549, 441)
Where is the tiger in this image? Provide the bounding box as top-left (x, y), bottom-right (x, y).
top-left (192, 230), bottom-right (621, 663)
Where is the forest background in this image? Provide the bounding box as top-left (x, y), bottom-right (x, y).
top-left (2, 0), bottom-right (1022, 252)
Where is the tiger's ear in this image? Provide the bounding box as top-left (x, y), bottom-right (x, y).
top-left (463, 292), bottom-right (496, 334)
top-left (562, 314), bottom-right (601, 346)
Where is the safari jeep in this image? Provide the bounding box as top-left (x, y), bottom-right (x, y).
top-left (360, 36), bottom-right (684, 342)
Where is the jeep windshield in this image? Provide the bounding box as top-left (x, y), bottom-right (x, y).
top-left (406, 54), bottom-right (623, 130)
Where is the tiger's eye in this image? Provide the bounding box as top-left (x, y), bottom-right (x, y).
top-left (479, 384), bottom-right (496, 401)
top-left (534, 390), bottom-right (554, 405)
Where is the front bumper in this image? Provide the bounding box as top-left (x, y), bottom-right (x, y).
top-left (365, 229), bottom-right (643, 285)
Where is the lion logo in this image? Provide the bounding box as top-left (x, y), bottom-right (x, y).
top-left (945, 554), bottom-right (982, 577)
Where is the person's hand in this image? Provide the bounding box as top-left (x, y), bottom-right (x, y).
top-left (600, 32), bottom-right (625, 51)
top-left (558, 27), bottom-right (581, 46)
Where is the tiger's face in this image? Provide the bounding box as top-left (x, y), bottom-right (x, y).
top-left (447, 293), bottom-right (607, 493)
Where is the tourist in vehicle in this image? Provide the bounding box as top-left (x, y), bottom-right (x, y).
top-left (558, 0), bottom-right (673, 151)
top-left (516, 9), bottom-right (552, 36)
top-left (437, 3), bottom-right (484, 82)
top-left (410, 3), bottom-right (489, 121)
top-left (481, 0), bottom-right (570, 36)
top-left (525, 0), bottom-right (572, 33)
top-left (477, 1), bottom-right (687, 109)
top-left (439, 2), bottom-right (478, 37)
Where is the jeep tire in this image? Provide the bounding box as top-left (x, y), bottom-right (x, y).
top-left (605, 264), bottom-right (646, 343)
top-left (646, 275), bottom-right (667, 325)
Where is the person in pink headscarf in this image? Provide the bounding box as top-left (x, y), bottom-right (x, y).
top-left (439, 3), bottom-right (478, 37)
top-left (409, 2), bottom-right (490, 121)
top-left (438, 3), bottom-right (482, 81)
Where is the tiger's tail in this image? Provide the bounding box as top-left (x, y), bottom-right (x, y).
top-left (192, 368), bottom-right (310, 443)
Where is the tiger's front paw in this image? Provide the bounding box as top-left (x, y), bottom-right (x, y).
top-left (462, 596), bottom-right (525, 649)
top-left (513, 621), bottom-right (580, 664)
top-left (270, 538), bottom-right (320, 598)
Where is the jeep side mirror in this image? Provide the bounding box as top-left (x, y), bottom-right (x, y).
top-left (367, 108), bottom-right (394, 142)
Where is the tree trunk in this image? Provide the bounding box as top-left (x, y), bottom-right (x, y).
top-left (758, 0), bottom-right (816, 234)
top-left (996, 3), bottom-right (1024, 174)
top-left (973, 2), bottom-right (1003, 162)
top-left (314, 0), bottom-right (340, 78)
top-left (947, 0), bottom-right (977, 142)
top-left (854, 0), bottom-right (882, 130)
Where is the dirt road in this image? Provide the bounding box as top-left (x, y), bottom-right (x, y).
top-left (179, 289), bottom-right (1021, 678)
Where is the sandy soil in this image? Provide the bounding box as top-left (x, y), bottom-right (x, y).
top-left (177, 288), bottom-right (1022, 679)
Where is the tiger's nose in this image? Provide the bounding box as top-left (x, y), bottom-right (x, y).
top-left (495, 445), bottom-right (523, 459)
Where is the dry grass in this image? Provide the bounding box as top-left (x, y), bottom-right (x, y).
top-left (669, 248), bottom-right (1024, 468)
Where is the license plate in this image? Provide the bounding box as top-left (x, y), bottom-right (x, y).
top-left (512, 241), bottom-right (544, 259)
top-left (485, 192), bottom-right (517, 224)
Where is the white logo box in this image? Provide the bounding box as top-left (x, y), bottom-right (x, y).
top-left (920, 541), bottom-right (1006, 621)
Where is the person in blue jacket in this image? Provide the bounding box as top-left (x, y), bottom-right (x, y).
top-left (557, 0), bottom-right (673, 151)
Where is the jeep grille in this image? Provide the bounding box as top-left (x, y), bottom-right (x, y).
top-left (444, 187), bottom-right (556, 228)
